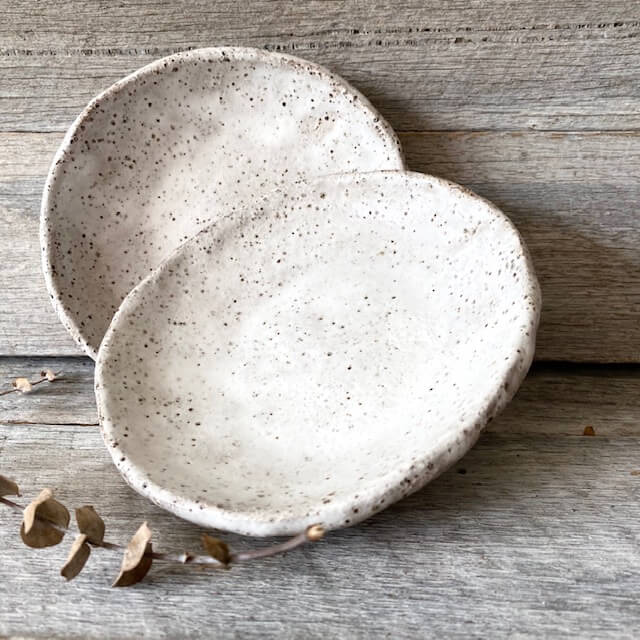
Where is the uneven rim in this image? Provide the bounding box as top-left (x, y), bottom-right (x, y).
top-left (95, 170), bottom-right (542, 537)
top-left (40, 46), bottom-right (406, 359)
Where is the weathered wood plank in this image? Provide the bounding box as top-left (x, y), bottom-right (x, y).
top-left (0, 198), bottom-right (80, 357)
top-left (1, 414), bottom-right (640, 638)
top-left (495, 363), bottom-right (640, 436)
top-left (0, 357), bottom-right (96, 425)
top-left (1, 8), bottom-right (640, 132)
top-left (1, 357), bottom-right (637, 437)
top-left (5, 0), bottom-right (639, 50)
top-left (2, 131), bottom-right (639, 361)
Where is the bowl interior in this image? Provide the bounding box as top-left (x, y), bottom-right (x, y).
top-left (96, 171), bottom-right (540, 535)
top-left (42, 47), bottom-right (404, 357)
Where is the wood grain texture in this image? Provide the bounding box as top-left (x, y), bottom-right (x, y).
top-left (0, 357), bottom-right (96, 425)
top-left (2, 131), bottom-right (639, 360)
top-left (4, 0), bottom-right (639, 49)
top-left (2, 17), bottom-right (640, 133)
top-left (1, 367), bottom-right (640, 638)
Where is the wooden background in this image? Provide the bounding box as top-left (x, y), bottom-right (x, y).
top-left (1, 1), bottom-right (639, 637)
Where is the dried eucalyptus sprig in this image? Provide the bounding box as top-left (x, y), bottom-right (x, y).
top-left (0, 370), bottom-right (62, 396)
top-left (0, 474), bottom-right (325, 587)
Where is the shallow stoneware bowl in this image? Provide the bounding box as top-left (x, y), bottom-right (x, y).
top-left (41, 47), bottom-right (404, 358)
top-left (95, 171), bottom-right (541, 537)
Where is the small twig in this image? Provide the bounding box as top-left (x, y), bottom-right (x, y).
top-left (0, 496), bottom-right (323, 567)
top-left (232, 525), bottom-right (325, 562)
top-left (149, 550), bottom-right (225, 565)
top-left (0, 496), bottom-right (23, 513)
top-left (0, 371), bottom-right (63, 396)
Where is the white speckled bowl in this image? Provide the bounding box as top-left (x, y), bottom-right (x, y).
top-left (41, 47), bottom-right (404, 358)
top-left (95, 171), bottom-right (541, 536)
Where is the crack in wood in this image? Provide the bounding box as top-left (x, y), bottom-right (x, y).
top-left (0, 20), bottom-right (638, 57)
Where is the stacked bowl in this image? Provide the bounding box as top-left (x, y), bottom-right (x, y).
top-left (41, 48), bottom-right (540, 536)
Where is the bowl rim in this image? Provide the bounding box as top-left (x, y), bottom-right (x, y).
top-left (94, 169), bottom-right (541, 537)
top-left (40, 46), bottom-right (406, 359)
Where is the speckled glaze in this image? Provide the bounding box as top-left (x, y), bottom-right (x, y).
top-left (41, 47), bottom-right (405, 358)
top-left (95, 171), bottom-right (541, 537)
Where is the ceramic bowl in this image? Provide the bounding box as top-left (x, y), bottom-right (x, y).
top-left (41, 47), bottom-right (404, 358)
top-left (95, 171), bottom-right (541, 536)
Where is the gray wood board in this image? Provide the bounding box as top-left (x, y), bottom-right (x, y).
top-left (2, 131), bottom-right (639, 361)
top-left (1, 363), bottom-right (640, 638)
top-left (4, 0), bottom-right (639, 51)
top-left (2, 19), bottom-right (640, 133)
top-left (0, 357), bottom-right (96, 425)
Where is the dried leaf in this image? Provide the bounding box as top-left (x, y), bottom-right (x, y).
top-left (23, 489), bottom-right (70, 533)
top-left (202, 533), bottom-right (231, 567)
top-left (113, 522), bottom-right (153, 587)
top-left (60, 534), bottom-right (91, 581)
top-left (75, 505), bottom-right (105, 544)
top-left (0, 474), bottom-right (20, 497)
top-left (20, 488), bottom-right (70, 548)
top-left (12, 378), bottom-right (32, 393)
top-left (40, 369), bottom-right (58, 382)
top-left (20, 519), bottom-right (64, 549)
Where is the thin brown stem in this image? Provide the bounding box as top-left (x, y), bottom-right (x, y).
top-left (150, 550), bottom-right (224, 565)
top-left (231, 525), bottom-right (325, 562)
top-left (96, 540), bottom-right (123, 551)
top-left (0, 371), bottom-right (63, 396)
top-left (0, 496), bottom-right (23, 512)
